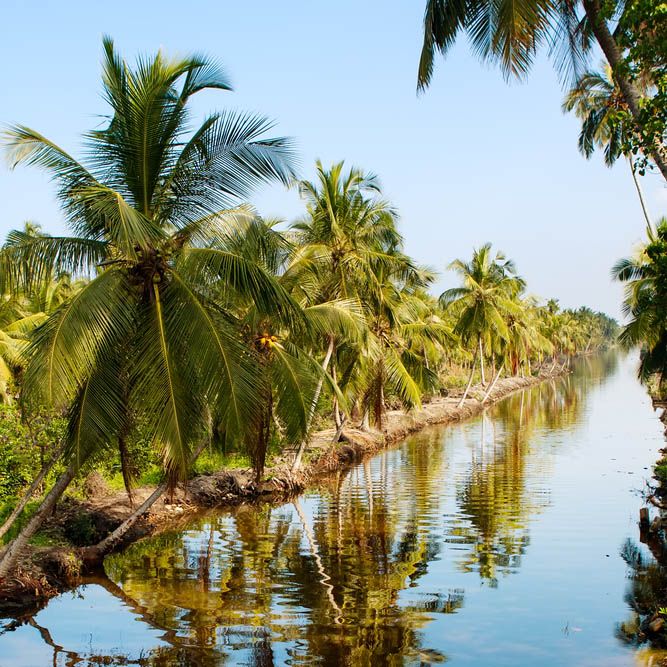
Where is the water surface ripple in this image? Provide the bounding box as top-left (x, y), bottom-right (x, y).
top-left (2, 353), bottom-right (665, 666)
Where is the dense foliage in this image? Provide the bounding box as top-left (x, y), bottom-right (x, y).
top-left (0, 39), bottom-right (618, 579)
top-left (615, 219), bottom-right (667, 394)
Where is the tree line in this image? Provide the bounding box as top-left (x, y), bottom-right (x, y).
top-left (0, 39), bottom-right (617, 580)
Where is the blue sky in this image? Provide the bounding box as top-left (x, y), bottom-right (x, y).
top-left (1, 0), bottom-right (664, 318)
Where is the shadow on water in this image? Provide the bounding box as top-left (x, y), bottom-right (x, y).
top-left (1, 351), bottom-right (648, 666)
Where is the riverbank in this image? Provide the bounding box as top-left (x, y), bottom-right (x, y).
top-left (0, 369), bottom-right (565, 613)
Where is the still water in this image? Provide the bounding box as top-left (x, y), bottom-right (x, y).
top-left (2, 353), bottom-right (666, 666)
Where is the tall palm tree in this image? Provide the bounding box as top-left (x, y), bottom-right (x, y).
top-left (216, 214), bottom-right (358, 480)
top-left (344, 268), bottom-right (449, 429)
top-left (440, 244), bottom-right (524, 405)
top-left (563, 64), bottom-right (653, 229)
top-left (0, 37), bottom-right (298, 578)
top-left (287, 162), bottom-right (415, 466)
top-left (417, 0), bottom-right (667, 182)
top-left (613, 219), bottom-right (667, 390)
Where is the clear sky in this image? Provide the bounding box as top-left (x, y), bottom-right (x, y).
top-left (1, 0), bottom-right (664, 319)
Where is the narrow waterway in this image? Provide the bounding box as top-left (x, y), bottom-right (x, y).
top-left (2, 353), bottom-right (666, 666)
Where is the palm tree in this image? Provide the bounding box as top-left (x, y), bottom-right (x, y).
top-left (0, 297), bottom-right (45, 404)
top-left (563, 64), bottom-right (653, 229)
top-left (215, 214), bottom-right (358, 481)
top-left (344, 270), bottom-right (449, 429)
top-left (440, 244), bottom-right (524, 405)
top-left (287, 162), bottom-right (415, 466)
top-left (613, 219), bottom-right (667, 391)
top-left (417, 0), bottom-right (667, 182)
top-left (0, 37), bottom-right (298, 577)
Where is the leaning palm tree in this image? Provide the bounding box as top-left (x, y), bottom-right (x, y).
top-left (563, 64), bottom-right (653, 229)
top-left (417, 0), bottom-right (667, 182)
top-left (0, 37), bottom-right (298, 578)
top-left (440, 244), bottom-right (524, 405)
top-left (613, 219), bottom-right (667, 390)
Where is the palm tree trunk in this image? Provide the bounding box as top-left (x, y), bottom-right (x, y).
top-left (483, 363), bottom-right (504, 402)
top-left (0, 463), bottom-right (78, 580)
top-left (377, 380), bottom-right (384, 431)
top-left (292, 335), bottom-right (335, 472)
top-left (628, 159), bottom-right (653, 233)
top-left (478, 338), bottom-right (486, 386)
top-left (88, 441), bottom-right (206, 558)
top-left (90, 482), bottom-right (166, 558)
top-left (458, 344), bottom-right (479, 408)
top-left (583, 0), bottom-right (667, 182)
top-left (360, 408), bottom-right (370, 431)
top-left (332, 365), bottom-right (342, 429)
top-left (118, 435), bottom-right (134, 508)
top-left (0, 441), bottom-right (65, 541)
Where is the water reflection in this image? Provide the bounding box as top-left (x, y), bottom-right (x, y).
top-left (3, 352), bottom-right (656, 667)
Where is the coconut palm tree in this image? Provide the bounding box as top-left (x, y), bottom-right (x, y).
top-left (0, 37), bottom-right (298, 578)
top-left (563, 64), bottom-right (653, 229)
top-left (343, 267), bottom-right (450, 429)
top-left (417, 0), bottom-right (667, 182)
top-left (287, 162), bottom-right (417, 466)
top-left (440, 244), bottom-right (524, 405)
top-left (613, 219), bottom-right (667, 390)
top-left (0, 297), bottom-right (45, 404)
top-left (215, 214), bottom-right (361, 480)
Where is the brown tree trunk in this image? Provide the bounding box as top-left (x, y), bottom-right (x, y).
top-left (85, 441), bottom-right (206, 559)
top-left (583, 0), bottom-right (667, 182)
top-left (458, 344), bottom-right (479, 407)
top-left (0, 441), bottom-right (65, 541)
top-left (482, 363), bottom-right (504, 403)
top-left (118, 435), bottom-right (135, 508)
top-left (479, 337), bottom-right (486, 386)
top-left (332, 365), bottom-right (342, 429)
top-left (629, 158), bottom-right (653, 232)
top-left (292, 335), bottom-right (335, 472)
top-left (0, 463), bottom-right (78, 580)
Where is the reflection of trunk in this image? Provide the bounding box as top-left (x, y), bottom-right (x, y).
top-left (27, 617), bottom-right (61, 666)
top-left (458, 343), bottom-right (479, 407)
top-left (292, 335), bottom-right (335, 472)
top-left (0, 462), bottom-right (79, 579)
top-left (292, 498), bottom-right (343, 623)
top-left (482, 363), bottom-right (504, 403)
top-left (199, 523), bottom-right (215, 589)
top-left (0, 441), bottom-right (65, 541)
top-left (87, 442), bottom-right (206, 559)
top-left (363, 459), bottom-right (373, 514)
top-left (83, 572), bottom-right (201, 652)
